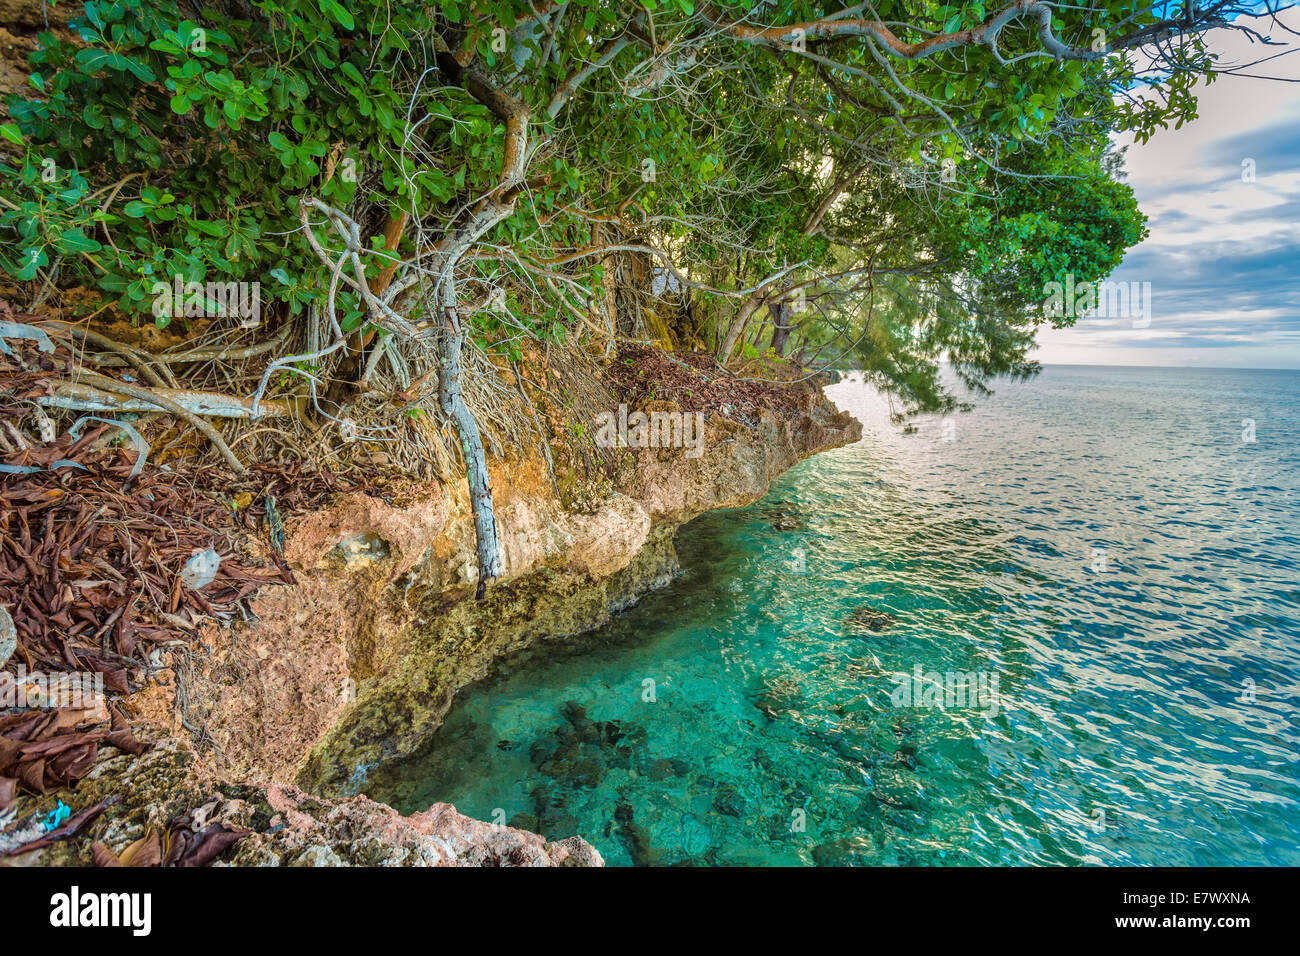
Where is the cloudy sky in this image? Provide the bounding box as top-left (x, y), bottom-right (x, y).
top-left (1032, 10), bottom-right (1300, 369)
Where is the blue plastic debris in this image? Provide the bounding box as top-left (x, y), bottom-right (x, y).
top-left (41, 800), bottom-right (71, 832)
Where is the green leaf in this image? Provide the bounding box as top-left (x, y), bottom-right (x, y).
top-left (85, 2), bottom-right (106, 31)
top-left (189, 219), bottom-right (225, 237)
top-left (16, 247), bottom-right (48, 280)
top-left (320, 0), bottom-right (355, 31)
top-left (205, 71), bottom-right (234, 93)
top-left (53, 228), bottom-right (103, 254)
top-left (0, 123), bottom-right (22, 145)
top-left (74, 48), bottom-right (113, 72)
top-left (149, 36), bottom-right (184, 55)
top-left (124, 58), bottom-right (156, 82)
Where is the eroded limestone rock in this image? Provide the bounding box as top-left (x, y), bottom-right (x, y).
top-left (9, 735), bottom-right (602, 867)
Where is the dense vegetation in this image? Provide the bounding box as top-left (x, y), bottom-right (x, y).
top-left (0, 0), bottom-right (1270, 586)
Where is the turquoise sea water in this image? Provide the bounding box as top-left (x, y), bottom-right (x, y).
top-left (367, 366), bottom-right (1300, 866)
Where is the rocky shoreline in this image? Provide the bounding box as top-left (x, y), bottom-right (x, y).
top-left (7, 372), bottom-right (860, 867)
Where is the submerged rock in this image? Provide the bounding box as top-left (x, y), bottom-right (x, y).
top-left (566, 757), bottom-right (607, 788)
top-left (751, 676), bottom-right (802, 718)
top-left (759, 503), bottom-right (807, 532)
top-left (532, 705), bottom-right (645, 788)
top-left (811, 835), bottom-right (875, 867)
top-left (560, 700), bottom-right (595, 735)
top-left (529, 738), bottom-right (556, 766)
top-left (894, 744), bottom-right (918, 770)
top-left (845, 605), bottom-right (898, 633)
top-left (509, 812), bottom-right (539, 832)
top-left (597, 721), bottom-right (625, 746)
top-left (537, 806), bottom-right (580, 839)
top-left (711, 784), bottom-right (746, 818)
top-left (645, 756), bottom-right (689, 781)
top-left (608, 745), bottom-right (635, 770)
top-left (613, 797), bottom-right (657, 866)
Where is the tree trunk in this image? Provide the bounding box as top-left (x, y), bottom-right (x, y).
top-left (718, 293), bottom-right (763, 362)
top-left (438, 309), bottom-right (502, 598)
top-left (769, 298), bottom-right (793, 356)
top-left (429, 45), bottom-right (531, 599)
top-left (717, 160), bottom-right (864, 361)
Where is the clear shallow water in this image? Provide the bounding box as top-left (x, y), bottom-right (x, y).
top-left (367, 366), bottom-right (1300, 866)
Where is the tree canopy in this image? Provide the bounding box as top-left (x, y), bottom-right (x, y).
top-left (2, 0), bottom-right (1288, 587)
top-left (4, 2), bottom-right (1277, 391)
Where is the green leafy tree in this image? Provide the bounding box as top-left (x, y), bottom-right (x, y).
top-left (0, 0), bottom-right (1279, 590)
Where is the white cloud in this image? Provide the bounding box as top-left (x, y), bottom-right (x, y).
top-left (1033, 10), bottom-right (1300, 368)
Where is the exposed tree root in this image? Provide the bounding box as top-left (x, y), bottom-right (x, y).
top-left (66, 371), bottom-right (249, 474)
top-left (40, 380), bottom-right (296, 421)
